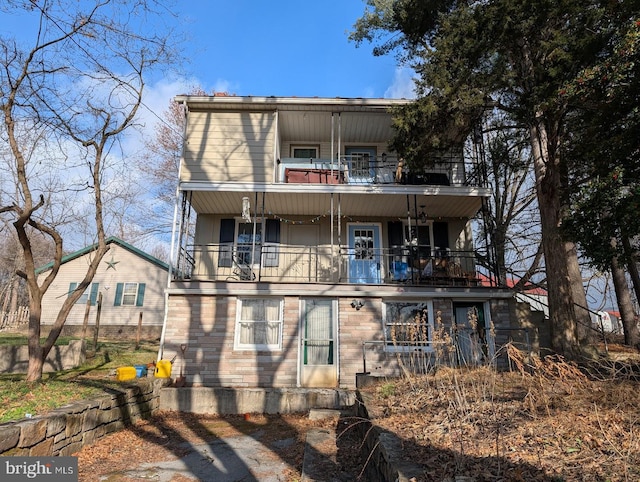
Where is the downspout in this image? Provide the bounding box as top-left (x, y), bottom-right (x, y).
top-left (337, 114), bottom-right (342, 279)
top-left (273, 110), bottom-right (279, 183)
top-left (158, 99), bottom-right (189, 362)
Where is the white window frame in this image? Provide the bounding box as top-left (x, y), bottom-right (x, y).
top-left (234, 298), bottom-right (284, 351)
top-left (382, 300), bottom-right (435, 353)
top-left (235, 218), bottom-right (263, 267)
top-left (121, 282), bottom-right (140, 306)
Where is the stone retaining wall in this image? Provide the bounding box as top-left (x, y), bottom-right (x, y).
top-left (354, 390), bottom-right (424, 482)
top-left (0, 379), bottom-right (168, 457)
top-left (0, 340), bottom-right (86, 374)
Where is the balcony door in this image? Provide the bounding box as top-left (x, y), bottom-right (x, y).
top-left (345, 147), bottom-right (376, 184)
top-left (348, 224), bottom-right (382, 284)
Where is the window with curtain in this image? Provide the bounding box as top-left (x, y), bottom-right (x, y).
top-left (235, 298), bottom-right (283, 350)
top-left (383, 301), bottom-right (433, 352)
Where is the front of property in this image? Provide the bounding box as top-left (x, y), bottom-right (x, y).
top-left (161, 95), bottom-right (524, 389)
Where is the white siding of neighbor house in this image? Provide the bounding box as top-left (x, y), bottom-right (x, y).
top-left (38, 244), bottom-right (168, 328)
top-left (181, 111), bottom-right (276, 183)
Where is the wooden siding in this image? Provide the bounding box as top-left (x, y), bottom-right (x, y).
top-left (182, 111), bottom-right (276, 183)
top-left (38, 244), bottom-right (168, 328)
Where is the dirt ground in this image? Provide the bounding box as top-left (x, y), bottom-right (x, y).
top-left (74, 411), bottom-right (365, 481)
top-left (73, 343), bottom-right (640, 482)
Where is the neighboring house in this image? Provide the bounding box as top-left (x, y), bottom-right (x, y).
top-left (37, 237), bottom-right (169, 340)
top-left (161, 94), bottom-right (526, 389)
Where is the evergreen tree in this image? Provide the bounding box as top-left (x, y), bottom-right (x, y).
top-left (351, 0), bottom-right (637, 357)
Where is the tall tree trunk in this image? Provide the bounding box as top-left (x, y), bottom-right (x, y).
top-left (26, 296), bottom-right (44, 382)
top-left (529, 117), bottom-right (583, 358)
top-left (611, 240), bottom-right (640, 347)
top-left (622, 236), bottom-right (640, 308)
top-left (566, 242), bottom-right (596, 349)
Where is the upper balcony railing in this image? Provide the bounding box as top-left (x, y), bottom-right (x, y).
top-left (175, 243), bottom-right (496, 287)
top-left (278, 154), bottom-right (484, 187)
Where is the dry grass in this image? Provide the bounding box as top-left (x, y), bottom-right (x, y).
top-left (359, 344), bottom-right (640, 481)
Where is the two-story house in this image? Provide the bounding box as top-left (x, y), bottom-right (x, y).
top-left (159, 95), bottom-right (519, 389)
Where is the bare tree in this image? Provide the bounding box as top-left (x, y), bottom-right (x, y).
top-left (0, 0), bottom-right (178, 381)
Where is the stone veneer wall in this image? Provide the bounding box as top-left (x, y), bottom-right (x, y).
top-left (163, 295), bottom-right (299, 388)
top-left (0, 379), bottom-right (168, 457)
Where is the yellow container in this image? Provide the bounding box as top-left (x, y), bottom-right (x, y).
top-left (154, 359), bottom-right (172, 378)
top-left (116, 366), bottom-right (137, 381)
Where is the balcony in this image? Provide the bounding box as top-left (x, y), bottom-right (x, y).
top-left (175, 243), bottom-right (494, 287)
top-left (278, 154), bottom-right (482, 187)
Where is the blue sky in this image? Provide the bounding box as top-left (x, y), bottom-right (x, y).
top-left (167, 0), bottom-right (414, 99)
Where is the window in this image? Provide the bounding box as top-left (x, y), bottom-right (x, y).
top-left (218, 218), bottom-right (280, 269)
top-left (234, 298), bottom-right (283, 350)
top-left (68, 282), bottom-right (99, 306)
top-left (383, 301), bottom-right (433, 352)
top-left (236, 221), bottom-right (262, 265)
top-left (292, 146), bottom-right (318, 158)
top-left (114, 282), bottom-right (146, 307)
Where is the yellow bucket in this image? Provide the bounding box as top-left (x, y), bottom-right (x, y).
top-left (116, 366), bottom-right (137, 381)
top-left (154, 359), bottom-right (172, 378)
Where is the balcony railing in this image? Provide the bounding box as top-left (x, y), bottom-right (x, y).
top-left (278, 154), bottom-right (482, 187)
top-left (176, 243), bottom-right (494, 287)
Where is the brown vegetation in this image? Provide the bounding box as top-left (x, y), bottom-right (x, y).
top-left (359, 344), bottom-right (640, 481)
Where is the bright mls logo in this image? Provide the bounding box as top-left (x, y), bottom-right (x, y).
top-left (1, 457), bottom-right (77, 481)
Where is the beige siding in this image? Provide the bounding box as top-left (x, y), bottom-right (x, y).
top-left (38, 244), bottom-right (168, 328)
top-left (182, 111), bottom-right (276, 183)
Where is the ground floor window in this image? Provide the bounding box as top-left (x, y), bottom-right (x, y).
top-left (383, 301), bottom-right (434, 352)
top-left (234, 298), bottom-right (283, 350)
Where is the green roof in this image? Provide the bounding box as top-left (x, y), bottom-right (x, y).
top-left (35, 236), bottom-right (170, 274)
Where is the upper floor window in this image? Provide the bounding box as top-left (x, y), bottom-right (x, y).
top-left (218, 218), bottom-right (281, 270)
top-left (292, 146), bottom-right (318, 159)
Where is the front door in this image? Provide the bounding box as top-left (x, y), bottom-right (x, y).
top-left (453, 303), bottom-right (489, 366)
top-left (348, 224), bottom-right (382, 284)
top-left (300, 299), bottom-right (337, 387)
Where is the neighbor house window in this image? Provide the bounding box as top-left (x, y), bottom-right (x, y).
top-left (68, 282), bottom-right (99, 306)
top-left (383, 301), bottom-right (433, 352)
top-left (234, 298), bottom-right (283, 350)
top-left (114, 282), bottom-right (146, 307)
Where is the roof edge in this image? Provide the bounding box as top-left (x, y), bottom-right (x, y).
top-left (35, 237), bottom-right (170, 275)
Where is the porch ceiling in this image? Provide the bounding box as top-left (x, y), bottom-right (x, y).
top-left (185, 187), bottom-right (488, 220)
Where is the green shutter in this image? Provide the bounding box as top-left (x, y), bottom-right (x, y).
top-left (114, 283), bottom-right (123, 306)
top-left (89, 283), bottom-right (99, 306)
top-left (68, 282), bottom-right (78, 297)
top-left (136, 283), bottom-right (146, 307)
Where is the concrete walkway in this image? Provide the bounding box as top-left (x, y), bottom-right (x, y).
top-left (95, 408), bottom-right (349, 482)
